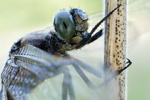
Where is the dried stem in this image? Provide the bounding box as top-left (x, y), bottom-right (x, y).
top-left (104, 0), bottom-right (127, 100)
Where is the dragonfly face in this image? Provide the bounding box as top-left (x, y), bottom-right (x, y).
top-left (54, 8), bottom-right (88, 44)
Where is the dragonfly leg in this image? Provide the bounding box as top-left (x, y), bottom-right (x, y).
top-left (102, 58), bottom-right (132, 85)
top-left (62, 77), bottom-right (68, 100)
top-left (117, 58), bottom-right (132, 75)
top-left (71, 58), bottom-right (131, 87)
top-left (54, 58), bottom-right (102, 78)
top-left (72, 64), bottom-right (98, 89)
top-left (73, 59), bottom-right (102, 78)
top-left (62, 68), bottom-right (75, 100)
top-left (87, 29), bottom-right (103, 44)
top-left (53, 58), bottom-right (102, 89)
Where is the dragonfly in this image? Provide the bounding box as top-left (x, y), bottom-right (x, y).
top-left (0, 4), bottom-right (131, 100)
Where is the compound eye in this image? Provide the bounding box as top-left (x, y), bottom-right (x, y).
top-left (54, 10), bottom-right (76, 41)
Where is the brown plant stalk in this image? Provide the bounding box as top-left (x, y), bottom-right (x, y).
top-left (104, 0), bottom-right (127, 100)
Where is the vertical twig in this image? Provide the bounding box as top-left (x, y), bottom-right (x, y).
top-left (104, 0), bottom-right (127, 100)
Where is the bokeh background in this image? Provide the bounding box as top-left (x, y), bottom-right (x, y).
top-left (0, 0), bottom-right (150, 100)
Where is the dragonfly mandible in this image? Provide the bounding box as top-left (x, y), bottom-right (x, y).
top-left (0, 4), bottom-right (131, 100)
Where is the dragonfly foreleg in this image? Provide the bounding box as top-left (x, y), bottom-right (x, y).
top-left (87, 29), bottom-right (103, 44)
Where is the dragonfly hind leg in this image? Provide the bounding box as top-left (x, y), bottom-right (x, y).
top-left (102, 58), bottom-right (132, 85)
top-left (57, 60), bottom-right (102, 100)
top-left (62, 68), bottom-right (75, 100)
top-left (54, 58), bottom-right (103, 88)
top-left (117, 58), bottom-right (132, 75)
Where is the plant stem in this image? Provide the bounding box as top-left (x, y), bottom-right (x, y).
top-left (104, 0), bottom-right (127, 100)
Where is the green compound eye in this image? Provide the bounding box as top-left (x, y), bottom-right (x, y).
top-left (54, 10), bottom-right (76, 41)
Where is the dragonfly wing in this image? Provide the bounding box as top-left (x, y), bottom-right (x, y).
top-left (1, 45), bottom-right (61, 99)
top-left (11, 44), bottom-right (61, 79)
top-left (1, 59), bottom-right (43, 99)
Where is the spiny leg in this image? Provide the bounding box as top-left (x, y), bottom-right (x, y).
top-left (75, 4), bottom-right (122, 49)
top-left (54, 57), bottom-right (105, 89)
top-left (62, 77), bottom-right (68, 100)
top-left (52, 58), bottom-right (102, 90)
top-left (53, 58), bottom-right (102, 78)
top-left (62, 68), bottom-right (75, 100)
top-left (102, 58), bottom-right (132, 85)
top-left (58, 57), bottom-right (131, 87)
top-left (72, 64), bottom-right (98, 89)
top-left (117, 58), bottom-right (132, 75)
top-left (87, 29), bottom-right (103, 44)
top-left (69, 58), bottom-right (131, 87)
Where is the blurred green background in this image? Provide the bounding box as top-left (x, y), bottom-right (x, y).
top-left (0, 0), bottom-right (150, 100)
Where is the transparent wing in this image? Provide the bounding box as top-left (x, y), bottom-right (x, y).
top-left (11, 45), bottom-right (60, 78)
top-left (1, 59), bottom-right (43, 100)
top-left (1, 45), bottom-right (60, 99)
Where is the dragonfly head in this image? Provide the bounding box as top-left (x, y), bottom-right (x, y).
top-left (54, 8), bottom-right (88, 44)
